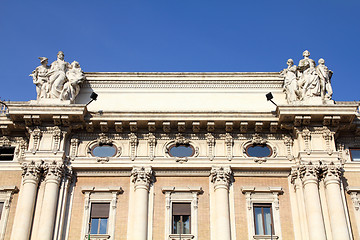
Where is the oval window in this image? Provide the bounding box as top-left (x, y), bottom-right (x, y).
top-left (92, 145), bottom-right (117, 157)
top-left (246, 144), bottom-right (271, 158)
top-left (169, 144), bottom-right (195, 158)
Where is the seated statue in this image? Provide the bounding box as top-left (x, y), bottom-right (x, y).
top-left (61, 61), bottom-right (85, 102)
top-left (47, 51), bottom-right (71, 99)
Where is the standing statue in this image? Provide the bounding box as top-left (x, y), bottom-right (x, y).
top-left (280, 50), bottom-right (334, 105)
top-left (30, 51), bottom-right (85, 103)
top-left (29, 57), bottom-right (50, 99)
top-left (280, 59), bottom-right (298, 103)
top-left (316, 58), bottom-right (333, 100)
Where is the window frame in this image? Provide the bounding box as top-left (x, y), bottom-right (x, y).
top-left (89, 202), bottom-right (110, 235)
top-left (245, 144), bottom-right (273, 158)
top-left (0, 186), bottom-right (18, 240)
top-left (253, 204), bottom-right (274, 236)
top-left (81, 187), bottom-right (123, 240)
top-left (242, 187), bottom-right (282, 240)
top-left (162, 186), bottom-right (202, 240)
top-left (168, 144), bottom-right (195, 158)
top-left (0, 147), bottom-right (15, 161)
top-left (349, 148), bottom-right (360, 162)
top-left (172, 202), bottom-right (191, 234)
top-left (90, 144), bottom-right (118, 158)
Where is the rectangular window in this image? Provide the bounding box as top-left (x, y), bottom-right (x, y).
top-left (90, 203), bottom-right (110, 235)
top-left (172, 203), bottom-right (191, 234)
top-left (254, 204), bottom-right (274, 235)
top-left (0, 202), bottom-right (3, 220)
top-left (0, 147), bottom-right (15, 161)
top-left (350, 149), bottom-right (360, 161)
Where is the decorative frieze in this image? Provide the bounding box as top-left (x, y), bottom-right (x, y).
top-left (322, 127), bottom-right (333, 155)
top-left (224, 133), bottom-right (233, 161)
top-left (98, 133), bottom-right (112, 145)
top-left (207, 122), bottom-right (215, 132)
top-left (52, 126), bottom-right (62, 153)
top-left (283, 135), bottom-right (294, 160)
top-left (70, 138), bottom-right (79, 160)
top-left (301, 127), bottom-right (311, 155)
top-left (205, 133), bottom-right (215, 160)
top-left (129, 133), bottom-right (138, 161)
top-left (175, 133), bottom-right (189, 145)
top-left (15, 137), bottom-right (28, 160)
top-left (30, 127), bottom-right (42, 154)
top-left (0, 136), bottom-right (11, 147)
top-left (147, 133), bottom-right (156, 161)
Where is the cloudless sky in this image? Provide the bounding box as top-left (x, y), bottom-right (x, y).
top-left (0, 0), bottom-right (359, 101)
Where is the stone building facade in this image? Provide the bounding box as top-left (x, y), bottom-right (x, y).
top-left (0, 51), bottom-right (360, 240)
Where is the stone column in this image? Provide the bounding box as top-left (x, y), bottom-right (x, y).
top-left (37, 161), bottom-right (64, 240)
top-left (131, 166), bottom-right (153, 240)
top-left (323, 164), bottom-right (350, 240)
top-left (211, 166), bottom-right (232, 240)
top-left (11, 161), bottom-right (41, 240)
top-left (300, 164), bottom-right (327, 240)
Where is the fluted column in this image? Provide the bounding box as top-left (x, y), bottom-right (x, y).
top-left (323, 164), bottom-right (350, 240)
top-left (11, 161), bottom-right (41, 240)
top-left (211, 166), bottom-right (232, 240)
top-left (300, 163), bottom-right (327, 240)
top-left (37, 161), bottom-right (64, 240)
top-left (131, 166), bottom-right (153, 240)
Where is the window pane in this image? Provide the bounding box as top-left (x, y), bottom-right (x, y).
top-left (350, 149), bottom-right (360, 161)
top-left (92, 145), bottom-right (116, 157)
top-left (246, 145), bottom-right (271, 157)
top-left (173, 215), bottom-right (181, 234)
top-left (0, 147), bottom-right (15, 161)
top-left (182, 215), bottom-right (191, 234)
top-left (0, 202), bottom-right (3, 220)
top-left (263, 207), bottom-right (273, 235)
top-left (169, 145), bottom-right (194, 157)
top-left (99, 218), bottom-right (108, 234)
top-left (90, 218), bottom-right (99, 234)
top-left (254, 207), bottom-right (264, 235)
top-left (91, 203), bottom-right (110, 218)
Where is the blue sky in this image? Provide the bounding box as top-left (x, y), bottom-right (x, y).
top-left (0, 1), bottom-right (359, 101)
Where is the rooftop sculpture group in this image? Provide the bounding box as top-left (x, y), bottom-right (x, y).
top-left (30, 51), bottom-right (85, 103)
top-left (281, 50), bottom-right (333, 104)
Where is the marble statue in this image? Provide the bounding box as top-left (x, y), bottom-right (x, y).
top-left (30, 51), bottom-right (85, 103)
top-left (280, 59), bottom-right (298, 104)
top-left (61, 61), bottom-right (85, 102)
top-left (280, 50), bottom-right (334, 105)
top-left (316, 58), bottom-right (333, 100)
top-left (29, 57), bottom-right (50, 99)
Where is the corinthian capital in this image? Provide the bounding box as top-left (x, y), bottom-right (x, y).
top-left (21, 161), bottom-right (41, 183)
top-left (210, 166), bottom-right (232, 189)
top-left (323, 163), bottom-right (342, 184)
top-left (300, 163), bottom-right (320, 183)
top-left (131, 166), bottom-right (153, 190)
top-left (43, 161), bottom-right (64, 183)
